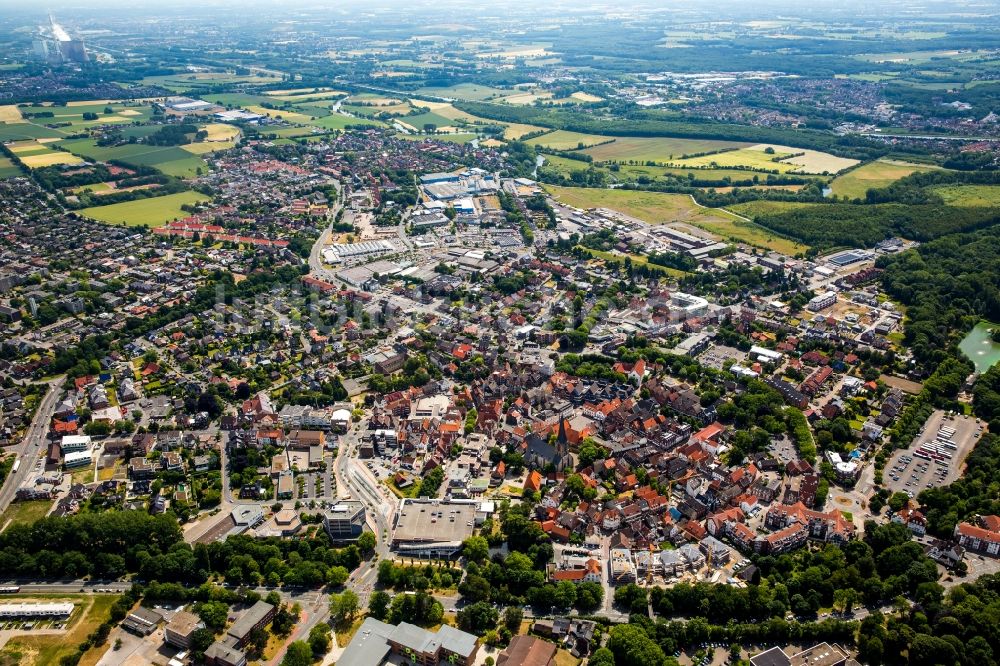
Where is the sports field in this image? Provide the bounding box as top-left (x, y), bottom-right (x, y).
top-left (79, 191), bottom-right (211, 227)
top-left (929, 184), bottom-right (1000, 207)
top-left (829, 159), bottom-right (937, 199)
top-left (544, 184), bottom-right (807, 254)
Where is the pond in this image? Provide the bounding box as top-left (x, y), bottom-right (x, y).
top-left (959, 321), bottom-right (1000, 374)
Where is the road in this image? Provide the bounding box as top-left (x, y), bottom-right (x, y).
top-left (0, 377), bottom-right (64, 517)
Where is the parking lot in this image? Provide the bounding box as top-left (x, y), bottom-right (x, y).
top-left (885, 410), bottom-right (984, 498)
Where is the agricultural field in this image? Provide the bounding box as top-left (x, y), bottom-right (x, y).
top-left (544, 185), bottom-right (808, 254)
top-left (582, 136), bottom-right (751, 162)
top-left (0, 104), bottom-right (23, 122)
top-left (529, 130), bottom-right (613, 150)
top-left (242, 105), bottom-right (317, 124)
top-left (930, 184), bottom-right (1000, 207)
top-left (829, 159), bottom-right (939, 199)
top-left (79, 190), bottom-right (211, 227)
top-left (181, 140), bottom-right (236, 154)
top-left (403, 101), bottom-right (544, 139)
top-left (307, 114), bottom-right (384, 131)
top-left (0, 156), bottom-right (21, 178)
top-left (0, 122), bottom-right (67, 141)
top-left (415, 83), bottom-right (507, 101)
top-left (6, 140), bottom-right (83, 168)
top-left (668, 144), bottom-right (858, 175)
top-left (0, 594), bottom-right (121, 666)
top-left (56, 138), bottom-right (208, 178)
top-left (200, 123), bottom-right (240, 141)
top-left (400, 133), bottom-right (479, 144)
top-left (139, 71), bottom-right (282, 93)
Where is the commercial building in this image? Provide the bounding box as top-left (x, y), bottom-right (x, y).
top-left (60, 435), bottom-right (91, 453)
top-left (0, 602), bottom-right (73, 618)
top-left (751, 643), bottom-right (849, 666)
top-left (323, 501), bottom-right (367, 542)
top-left (390, 498), bottom-right (477, 559)
top-left (122, 607), bottom-right (164, 636)
top-left (227, 601), bottom-right (275, 647)
top-left (338, 617), bottom-right (479, 666)
top-left (164, 610), bottom-right (201, 648)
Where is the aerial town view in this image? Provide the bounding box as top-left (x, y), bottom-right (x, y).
top-left (0, 1), bottom-right (999, 665)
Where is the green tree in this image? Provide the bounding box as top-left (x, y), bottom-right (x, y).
top-left (369, 590), bottom-right (391, 621)
top-left (281, 640), bottom-right (313, 666)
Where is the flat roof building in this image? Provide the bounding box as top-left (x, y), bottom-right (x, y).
top-left (391, 498), bottom-right (477, 559)
top-left (338, 617), bottom-right (479, 666)
top-left (226, 601), bottom-right (275, 647)
top-left (122, 606), bottom-right (163, 636)
top-left (165, 610), bottom-right (201, 648)
top-left (324, 501), bottom-right (366, 542)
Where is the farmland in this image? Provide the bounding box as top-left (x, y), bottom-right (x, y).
top-left (726, 200), bottom-right (821, 218)
top-left (667, 144), bottom-right (858, 175)
top-left (529, 130), bottom-right (613, 150)
top-left (415, 83), bottom-right (507, 101)
top-left (582, 136), bottom-right (750, 162)
top-left (0, 105), bottom-right (23, 122)
top-left (543, 184), bottom-right (808, 254)
top-left (139, 71), bottom-right (282, 92)
top-left (829, 159), bottom-right (939, 199)
top-left (78, 191), bottom-right (211, 227)
top-left (6, 140), bottom-right (83, 168)
top-left (0, 156), bottom-right (21, 178)
top-left (55, 138), bottom-right (207, 178)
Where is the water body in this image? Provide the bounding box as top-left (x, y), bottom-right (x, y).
top-left (959, 321), bottom-right (1000, 374)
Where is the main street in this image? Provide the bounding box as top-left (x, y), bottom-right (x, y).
top-left (0, 377), bottom-right (63, 517)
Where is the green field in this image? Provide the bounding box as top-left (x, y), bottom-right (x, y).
top-left (0, 156), bottom-right (21, 178)
top-left (727, 200), bottom-right (820, 218)
top-left (397, 110), bottom-right (456, 130)
top-left (140, 72), bottom-right (281, 92)
top-left (400, 133), bottom-right (479, 144)
top-left (544, 185), bottom-right (808, 255)
top-left (930, 184), bottom-right (1000, 207)
top-left (0, 122), bottom-right (69, 141)
top-left (306, 114), bottom-right (384, 131)
top-left (529, 130), bottom-right (614, 150)
top-left (582, 136), bottom-right (750, 162)
top-left (829, 159), bottom-right (938, 199)
top-left (0, 500), bottom-right (51, 528)
top-left (79, 191), bottom-right (211, 227)
top-left (668, 147), bottom-right (798, 172)
top-left (415, 83), bottom-right (507, 101)
top-left (56, 138), bottom-right (207, 178)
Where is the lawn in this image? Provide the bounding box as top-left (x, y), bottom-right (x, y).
top-left (79, 191), bottom-right (211, 227)
top-left (578, 246), bottom-right (689, 277)
top-left (829, 159), bottom-right (938, 199)
top-left (582, 136), bottom-right (750, 162)
top-left (930, 184), bottom-right (1000, 207)
top-left (0, 594), bottom-right (121, 666)
top-left (0, 500), bottom-right (52, 528)
top-left (545, 185), bottom-right (808, 255)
